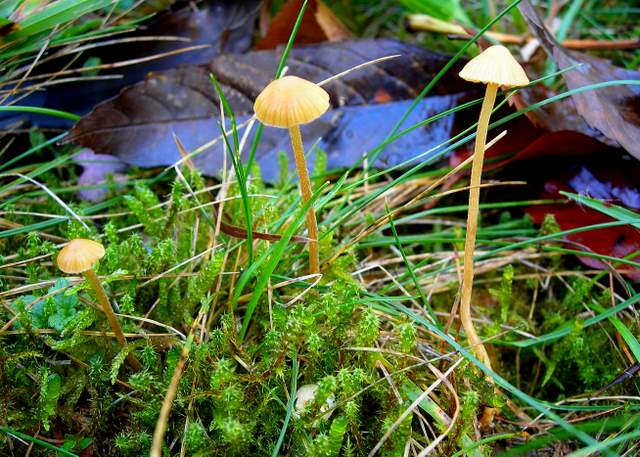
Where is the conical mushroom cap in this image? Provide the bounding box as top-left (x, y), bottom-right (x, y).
top-left (459, 45), bottom-right (529, 88)
top-left (254, 76), bottom-right (330, 128)
top-left (57, 239), bottom-right (105, 274)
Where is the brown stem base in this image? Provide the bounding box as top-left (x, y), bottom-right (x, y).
top-left (85, 269), bottom-right (141, 371)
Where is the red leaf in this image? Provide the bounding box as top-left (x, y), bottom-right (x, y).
top-left (449, 121), bottom-right (601, 172)
top-left (449, 116), bottom-right (640, 277)
top-left (526, 166), bottom-right (640, 278)
top-left (255, 0), bottom-right (352, 50)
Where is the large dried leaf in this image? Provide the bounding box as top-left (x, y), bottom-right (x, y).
top-left (65, 39), bottom-right (472, 181)
top-left (255, 0), bottom-right (353, 50)
top-left (512, 85), bottom-right (610, 144)
top-left (519, 0), bottom-right (640, 158)
top-left (4, 0), bottom-right (260, 127)
top-left (450, 120), bottom-right (606, 172)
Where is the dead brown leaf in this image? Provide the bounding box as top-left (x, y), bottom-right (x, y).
top-left (63, 39), bottom-right (471, 182)
top-left (519, 0), bottom-right (640, 159)
top-left (255, 0), bottom-right (352, 50)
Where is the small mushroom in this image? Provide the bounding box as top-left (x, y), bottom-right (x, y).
top-left (294, 383), bottom-right (335, 420)
top-left (254, 76), bottom-right (330, 275)
top-left (458, 45), bottom-right (529, 368)
top-left (57, 239), bottom-right (141, 371)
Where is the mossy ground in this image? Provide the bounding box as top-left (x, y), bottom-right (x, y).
top-left (1, 1), bottom-right (640, 455)
top-left (1, 145), bottom-right (637, 456)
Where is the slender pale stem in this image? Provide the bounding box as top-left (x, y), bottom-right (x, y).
top-left (150, 335), bottom-right (192, 457)
top-left (459, 83), bottom-right (498, 369)
top-left (289, 125), bottom-right (320, 275)
top-left (84, 269), bottom-right (141, 371)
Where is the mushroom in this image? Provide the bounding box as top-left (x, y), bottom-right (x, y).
top-left (294, 383), bottom-right (335, 420)
top-left (457, 45), bottom-right (529, 367)
top-left (57, 239), bottom-right (141, 370)
top-left (253, 75), bottom-right (330, 275)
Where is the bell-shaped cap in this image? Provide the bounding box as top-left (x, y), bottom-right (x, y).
top-left (254, 75), bottom-right (330, 128)
top-left (57, 239), bottom-right (105, 274)
top-left (459, 45), bottom-right (529, 88)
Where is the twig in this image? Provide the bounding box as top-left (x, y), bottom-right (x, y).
top-left (407, 13), bottom-right (640, 50)
top-left (150, 301), bottom-right (210, 457)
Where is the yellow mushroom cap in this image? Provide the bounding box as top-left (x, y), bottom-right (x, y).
top-left (459, 45), bottom-right (529, 88)
top-left (57, 239), bottom-right (105, 274)
top-left (253, 76), bottom-right (330, 128)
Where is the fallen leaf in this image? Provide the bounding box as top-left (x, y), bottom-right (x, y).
top-left (526, 175), bottom-right (640, 279)
top-left (255, 0), bottom-right (352, 50)
top-left (74, 150), bottom-right (128, 202)
top-left (450, 123), bottom-right (605, 172)
top-left (519, 0), bottom-right (640, 158)
top-left (449, 114), bottom-right (640, 278)
top-left (2, 0), bottom-right (260, 128)
top-left (209, 38), bottom-right (470, 103)
top-left (116, 0), bottom-right (261, 70)
top-left (511, 84), bottom-right (610, 144)
top-left (65, 39), bottom-right (472, 182)
top-left (495, 145), bottom-right (640, 278)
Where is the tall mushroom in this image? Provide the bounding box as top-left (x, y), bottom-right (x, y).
top-left (57, 239), bottom-right (141, 371)
top-left (253, 75), bottom-right (330, 275)
top-left (458, 45), bottom-right (529, 367)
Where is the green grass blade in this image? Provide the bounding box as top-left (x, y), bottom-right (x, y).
top-left (273, 0), bottom-right (309, 79)
top-left (0, 426), bottom-right (78, 456)
top-left (0, 133), bottom-right (67, 172)
top-left (498, 415), bottom-right (639, 456)
top-left (562, 191), bottom-right (640, 229)
top-left (271, 353), bottom-right (298, 457)
top-left (246, 0), bottom-right (309, 172)
top-left (0, 106), bottom-right (80, 121)
top-left (567, 430), bottom-right (640, 457)
top-left (10, 0), bottom-right (111, 37)
top-left (385, 202), bottom-right (441, 329)
top-left (500, 292), bottom-right (640, 348)
top-left (556, 0), bottom-right (585, 42)
top-left (211, 74), bottom-right (253, 263)
top-left (451, 433), bottom-right (520, 457)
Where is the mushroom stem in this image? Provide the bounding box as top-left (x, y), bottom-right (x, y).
top-left (84, 269), bottom-right (141, 371)
top-left (459, 82), bottom-right (498, 368)
top-left (288, 125), bottom-right (320, 275)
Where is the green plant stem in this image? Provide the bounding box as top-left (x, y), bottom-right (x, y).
top-left (0, 426), bottom-right (78, 456)
top-left (84, 269), bottom-right (141, 371)
top-left (271, 352), bottom-right (297, 457)
top-left (0, 106), bottom-right (80, 121)
top-left (459, 83), bottom-right (498, 368)
top-left (288, 125), bottom-right (320, 275)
